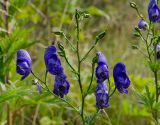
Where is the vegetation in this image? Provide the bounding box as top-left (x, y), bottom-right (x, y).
top-left (0, 0), bottom-right (159, 125)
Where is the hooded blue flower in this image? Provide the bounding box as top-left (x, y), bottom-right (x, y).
top-left (148, 0), bottom-right (160, 22)
top-left (16, 49), bottom-right (32, 80)
top-left (95, 52), bottom-right (109, 83)
top-left (95, 82), bottom-right (109, 109)
top-left (53, 73), bottom-right (70, 98)
top-left (113, 62), bottom-right (130, 94)
top-left (138, 19), bottom-right (148, 29)
top-left (44, 45), bottom-right (63, 75)
top-left (156, 43), bottom-right (160, 59)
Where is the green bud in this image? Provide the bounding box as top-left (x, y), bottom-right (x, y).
top-left (83, 13), bottom-right (90, 18)
top-left (131, 45), bottom-right (139, 49)
top-left (75, 10), bottom-right (80, 20)
top-left (58, 51), bottom-right (65, 57)
top-left (58, 43), bottom-right (64, 51)
top-left (92, 56), bottom-right (97, 64)
top-left (95, 31), bottom-right (106, 43)
top-left (53, 31), bottom-right (64, 36)
top-left (130, 2), bottom-right (137, 9)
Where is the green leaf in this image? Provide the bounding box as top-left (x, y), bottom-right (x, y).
top-left (87, 6), bottom-right (109, 20)
top-left (85, 112), bottom-right (99, 125)
top-left (0, 87), bottom-right (30, 103)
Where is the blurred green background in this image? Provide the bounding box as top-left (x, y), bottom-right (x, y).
top-left (0, 0), bottom-right (158, 125)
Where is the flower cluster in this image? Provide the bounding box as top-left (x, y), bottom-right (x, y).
top-left (16, 45), bottom-right (70, 98)
top-left (95, 52), bottom-right (130, 109)
top-left (137, 0), bottom-right (160, 60)
top-left (95, 52), bottom-right (109, 108)
top-left (148, 0), bottom-right (160, 22)
top-left (44, 45), bottom-right (70, 98)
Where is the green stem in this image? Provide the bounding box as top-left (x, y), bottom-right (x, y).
top-left (107, 77), bottom-right (111, 94)
top-left (31, 70), bottom-right (45, 84)
top-left (75, 9), bottom-right (85, 125)
top-left (64, 55), bottom-right (78, 75)
top-left (109, 86), bottom-right (116, 97)
top-left (139, 31), bottom-right (152, 62)
top-left (63, 34), bottom-right (77, 51)
top-left (81, 44), bottom-right (96, 62)
top-left (31, 71), bottom-right (46, 89)
top-left (154, 71), bottom-right (159, 122)
top-left (85, 62), bottom-right (95, 97)
top-left (43, 71), bottom-right (51, 93)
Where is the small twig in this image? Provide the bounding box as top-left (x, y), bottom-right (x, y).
top-left (101, 109), bottom-right (112, 125)
top-left (81, 44), bottom-right (95, 62)
top-left (32, 104), bottom-right (40, 125)
top-left (59, 0), bottom-right (70, 29)
top-left (64, 55), bottom-right (78, 75)
top-left (63, 33), bottom-right (77, 51)
top-left (29, 2), bottom-right (46, 19)
top-left (109, 86), bottom-right (116, 97)
top-left (0, 27), bottom-right (9, 33)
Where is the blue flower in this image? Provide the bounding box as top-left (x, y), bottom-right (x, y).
top-left (148, 0), bottom-right (160, 22)
top-left (44, 45), bottom-right (63, 75)
top-left (156, 43), bottom-right (160, 59)
top-left (95, 52), bottom-right (109, 82)
top-left (53, 73), bottom-right (70, 98)
top-left (16, 49), bottom-right (32, 80)
top-left (138, 19), bottom-right (148, 29)
top-left (95, 82), bottom-right (109, 109)
top-left (113, 62), bottom-right (130, 94)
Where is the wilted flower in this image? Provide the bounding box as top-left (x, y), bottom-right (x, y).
top-left (95, 52), bottom-right (109, 82)
top-left (138, 19), bottom-right (148, 29)
top-left (53, 73), bottom-right (70, 98)
top-left (95, 82), bottom-right (109, 109)
top-left (113, 62), bottom-right (130, 94)
top-left (16, 49), bottom-right (32, 80)
top-left (44, 45), bottom-right (63, 75)
top-left (156, 43), bottom-right (160, 59)
top-left (148, 0), bottom-right (160, 22)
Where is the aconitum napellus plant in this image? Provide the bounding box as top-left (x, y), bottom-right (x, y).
top-left (130, 0), bottom-right (160, 124)
top-left (16, 10), bottom-right (131, 125)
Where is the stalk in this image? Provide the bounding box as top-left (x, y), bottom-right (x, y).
top-left (75, 10), bottom-right (85, 125)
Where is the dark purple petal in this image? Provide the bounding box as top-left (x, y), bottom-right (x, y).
top-left (53, 74), bottom-right (70, 98)
top-left (138, 19), bottom-right (147, 29)
top-left (96, 64), bottom-right (109, 82)
top-left (148, 0), bottom-right (160, 22)
top-left (156, 43), bottom-right (160, 59)
top-left (95, 52), bottom-right (109, 82)
top-left (95, 82), bottom-right (109, 109)
top-left (44, 45), bottom-right (63, 75)
top-left (16, 49), bottom-right (32, 80)
top-left (96, 52), bottom-right (108, 65)
top-left (113, 62), bottom-right (130, 94)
